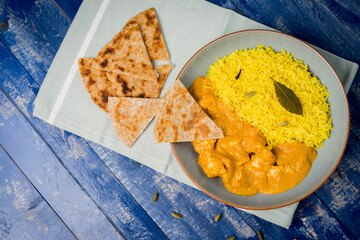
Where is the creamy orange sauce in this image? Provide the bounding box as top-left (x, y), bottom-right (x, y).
top-left (189, 77), bottom-right (317, 196)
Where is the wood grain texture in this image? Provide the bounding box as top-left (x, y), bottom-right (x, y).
top-left (206, 0), bottom-right (240, 12)
top-left (51, 0), bottom-right (83, 21)
top-left (239, 193), bottom-right (355, 240)
top-left (0, 146), bottom-right (76, 240)
top-left (0, 40), bottom-right (166, 239)
top-left (0, 0), bottom-right (71, 84)
top-left (321, 0), bottom-right (360, 40)
top-left (348, 81), bottom-right (360, 138)
top-left (229, 0), bottom-right (360, 64)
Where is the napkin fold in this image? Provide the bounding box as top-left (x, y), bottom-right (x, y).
top-left (33, 0), bottom-right (358, 229)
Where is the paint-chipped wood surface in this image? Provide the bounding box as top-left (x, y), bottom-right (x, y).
top-left (0, 0), bottom-right (359, 239)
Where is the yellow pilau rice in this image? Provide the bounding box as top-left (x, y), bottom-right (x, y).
top-left (207, 45), bottom-right (332, 150)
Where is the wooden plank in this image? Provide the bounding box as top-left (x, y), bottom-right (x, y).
top-left (239, 193), bottom-right (354, 240)
top-left (89, 143), bottom-right (259, 240)
top-left (348, 81), bottom-right (360, 139)
top-left (51, 0), bottom-right (83, 21)
top-left (0, 0), bottom-right (71, 84)
top-left (0, 146), bottom-right (76, 240)
top-left (206, 0), bottom-right (241, 12)
top-left (315, 132), bottom-right (360, 239)
top-left (229, 0), bottom-right (360, 65)
top-left (0, 41), bottom-right (167, 239)
top-left (321, 0), bottom-right (360, 40)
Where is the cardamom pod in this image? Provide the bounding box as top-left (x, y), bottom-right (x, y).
top-left (152, 193), bottom-right (159, 203)
top-left (245, 91), bottom-right (257, 98)
top-left (171, 212), bottom-right (183, 219)
top-left (215, 213), bottom-right (222, 222)
top-left (278, 121), bottom-right (289, 127)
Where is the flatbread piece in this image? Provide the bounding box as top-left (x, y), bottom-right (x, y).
top-left (92, 23), bottom-right (157, 81)
top-left (106, 64), bottom-right (173, 98)
top-left (108, 97), bottom-right (164, 147)
top-left (124, 8), bottom-right (169, 61)
top-left (78, 58), bottom-right (117, 112)
top-left (153, 79), bottom-right (224, 143)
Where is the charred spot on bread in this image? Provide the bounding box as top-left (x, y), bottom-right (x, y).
top-left (100, 59), bottom-right (108, 68)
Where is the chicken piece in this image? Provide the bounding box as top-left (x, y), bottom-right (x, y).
top-left (192, 139), bottom-right (217, 153)
top-left (198, 95), bottom-right (220, 118)
top-left (251, 148), bottom-right (277, 168)
top-left (198, 151), bottom-right (230, 178)
top-left (241, 127), bottom-right (267, 153)
top-left (216, 136), bottom-right (250, 165)
top-left (188, 77), bottom-right (212, 101)
top-left (273, 142), bottom-right (316, 171)
top-left (222, 165), bottom-right (259, 196)
top-left (260, 142), bottom-right (317, 194)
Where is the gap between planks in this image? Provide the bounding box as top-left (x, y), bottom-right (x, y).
top-left (81, 140), bottom-right (169, 238)
top-left (51, 0), bottom-right (73, 23)
top-left (0, 44), bottom-right (128, 238)
top-left (0, 144), bottom-right (79, 240)
top-left (314, 191), bottom-right (356, 240)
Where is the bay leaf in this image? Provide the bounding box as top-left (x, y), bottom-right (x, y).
top-left (273, 81), bottom-right (303, 115)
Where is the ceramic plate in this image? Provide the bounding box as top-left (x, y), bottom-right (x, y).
top-left (171, 30), bottom-right (350, 210)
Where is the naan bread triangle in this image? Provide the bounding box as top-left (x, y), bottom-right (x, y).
top-left (124, 8), bottom-right (169, 61)
top-left (108, 97), bottom-right (163, 147)
top-left (92, 23), bottom-right (157, 81)
top-left (153, 79), bottom-right (224, 143)
top-left (106, 64), bottom-right (173, 98)
top-left (78, 58), bottom-right (117, 112)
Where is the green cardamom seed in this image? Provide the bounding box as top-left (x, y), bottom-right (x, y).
top-left (152, 193), bottom-right (159, 203)
top-left (171, 212), bottom-right (183, 219)
top-left (215, 213), bottom-right (222, 222)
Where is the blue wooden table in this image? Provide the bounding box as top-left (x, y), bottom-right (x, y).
top-left (0, 0), bottom-right (359, 239)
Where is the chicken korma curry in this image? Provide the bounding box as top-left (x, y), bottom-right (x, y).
top-left (189, 77), bottom-right (317, 195)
